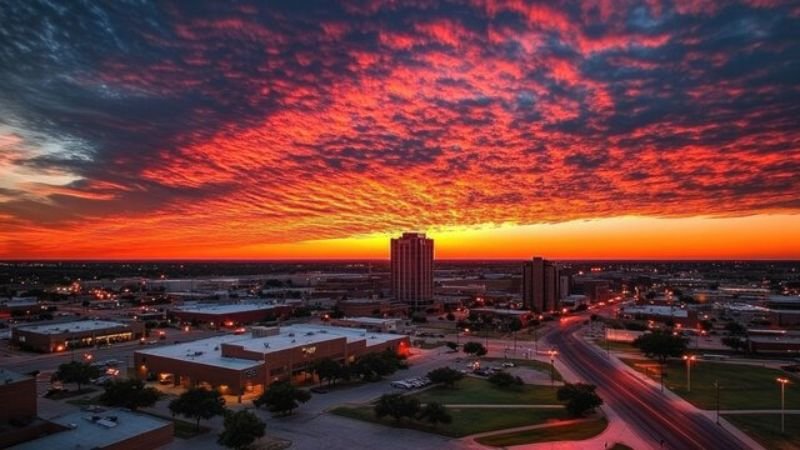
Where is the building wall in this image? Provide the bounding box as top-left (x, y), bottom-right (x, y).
top-left (103, 422), bottom-right (174, 450)
top-left (133, 353), bottom-right (264, 397)
top-left (391, 233), bottom-right (434, 309)
top-left (0, 378), bottom-right (37, 422)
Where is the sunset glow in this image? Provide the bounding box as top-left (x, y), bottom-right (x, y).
top-left (1, 1), bottom-right (799, 260)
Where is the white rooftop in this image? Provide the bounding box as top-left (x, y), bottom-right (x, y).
top-left (0, 368), bottom-right (30, 384)
top-left (16, 320), bottom-right (128, 335)
top-left (622, 305), bottom-right (689, 318)
top-left (136, 334), bottom-right (263, 370)
top-left (174, 303), bottom-right (281, 315)
top-left (137, 324), bottom-right (405, 368)
top-left (10, 409), bottom-right (170, 450)
top-left (339, 316), bottom-right (401, 324)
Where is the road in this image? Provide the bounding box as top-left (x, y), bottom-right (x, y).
top-left (544, 315), bottom-right (749, 450)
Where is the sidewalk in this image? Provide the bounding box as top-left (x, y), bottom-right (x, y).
top-left (469, 418), bottom-right (590, 440)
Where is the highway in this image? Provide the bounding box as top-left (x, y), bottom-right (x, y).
top-left (544, 316), bottom-right (749, 450)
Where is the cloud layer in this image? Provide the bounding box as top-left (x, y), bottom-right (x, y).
top-left (1, 0), bottom-right (799, 257)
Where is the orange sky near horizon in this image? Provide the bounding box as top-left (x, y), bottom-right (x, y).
top-left (3, 214), bottom-right (798, 260)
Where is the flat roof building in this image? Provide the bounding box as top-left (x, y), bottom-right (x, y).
top-left (330, 316), bottom-right (405, 332)
top-left (10, 408), bottom-right (173, 450)
top-left (134, 324), bottom-right (409, 402)
top-left (0, 369), bottom-right (37, 423)
top-left (171, 303), bottom-right (292, 326)
top-left (12, 320), bottom-right (145, 353)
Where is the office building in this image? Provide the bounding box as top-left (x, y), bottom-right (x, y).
top-left (12, 320), bottom-right (145, 353)
top-left (522, 257), bottom-right (561, 312)
top-left (134, 324), bottom-right (409, 402)
top-left (390, 232), bottom-right (434, 310)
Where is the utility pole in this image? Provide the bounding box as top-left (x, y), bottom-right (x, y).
top-left (778, 377), bottom-right (789, 433)
top-left (713, 379), bottom-right (721, 425)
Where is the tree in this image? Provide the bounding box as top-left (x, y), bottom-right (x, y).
top-left (445, 341), bottom-right (459, 352)
top-left (426, 367), bottom-right (464, 388)
top-left (217, 409), bottom-right (266, 450)
top-left (352, 350), bottom-right (403, 381)
top-left (100, 378), bottom-right (161, 410)
top-left (374, 393), bottom-right (420, 422)
top-left (312, 358), bottom-right (342, 386)
top-left (169, 388), bottom-right (226, 431)
top-left (508, 318), bottom-right (523, 333)
top-left (417, 402), bottom-right (452, 427)
top-left (557, 383), bottom-right (603, 417)
top-left (725, 322), bottom-right (747, 336)
top-left (722, 336), bottom-right (747, 352)
top-left (462, 341), bottom-right (487, 357)
top-left (254, 381), bottom-right (311, 416)
top-left (488, 371), bottom-right (523, 389)
top-left (633, 330), bottom-right (688, 390)
top-left (55, 361), bottom-right (101, 392)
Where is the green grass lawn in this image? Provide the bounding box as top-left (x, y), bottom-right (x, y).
top-left (44, 387), bottom-right (98, 400)
top-left (476, 416), bottom-right (608, 447)
top-left (142, 412), bottom-right (210, 439)
top-left (481, 357), bottom-right (563, 381)
top-left (621, 358), bottom-right (800, 410)
top-left (331, 405), bottom-right (566, 437)
top-left (411, 377), bottom-right (560, 405)
top-left (724, 414), bottom-right (800, 450)
top-left (66, 394), bottom-right (103, 406)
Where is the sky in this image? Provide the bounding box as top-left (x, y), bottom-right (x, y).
top-left (1, 0), bottom-right (799, 260)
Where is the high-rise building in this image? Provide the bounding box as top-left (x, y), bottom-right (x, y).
top-left (390, 232), bottom-right (434, 310)
top-left (522, 257), bottom-right (561, 312)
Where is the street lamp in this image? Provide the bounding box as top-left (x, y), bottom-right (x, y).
top-left (547, 349), bottom-right (558, 385)
top-left (777, 377), bottom-right (789, 433)
top-left (682, 355), bottom-right (697, 392)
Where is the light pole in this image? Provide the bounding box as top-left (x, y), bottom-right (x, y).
top-left (547, 349), bottom-right (558, 386)
top-left (778, 377), bottom-right (789, 433)
top-left (713, 379), bottom-right (721, 425)
top-left (682, 355), bottom-right (696, 392)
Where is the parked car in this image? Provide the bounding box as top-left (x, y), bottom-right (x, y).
top-left (502, 362), bottom-right (516, 368)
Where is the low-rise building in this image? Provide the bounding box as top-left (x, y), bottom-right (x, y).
top-left (12, 320), bottom-right (145, 353)
top-left (0, 369), bottom-right (37, 423)
top-left (330, 316), bottom-right (405, 333)
top-left (469, 308), bottom-right (534, 326)
top-left (336, 298), bottom-right (408, 317)
top-left (10, 408), bottom-right (173, 450)
top-left (134, 324), bottom-right (409, 402)
top-left (170, 303), bottom-right (292, 326)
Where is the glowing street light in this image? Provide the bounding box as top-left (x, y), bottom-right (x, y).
top-left (777, 377), bottom-right (790, 433)
top-left (547, 349), bottom-right (558, 385)
top-left (682, 355), bottom-right (697, 392)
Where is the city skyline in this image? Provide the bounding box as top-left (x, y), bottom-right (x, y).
top-left (2, 1), bottom-right (800, 260)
